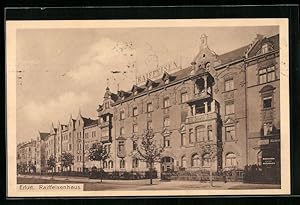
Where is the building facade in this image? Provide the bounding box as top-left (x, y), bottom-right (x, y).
top-left (17, 33), bottom-right (280, 180)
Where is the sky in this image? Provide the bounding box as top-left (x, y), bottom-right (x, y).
top-left (16, 25), bottom-right (279, 143)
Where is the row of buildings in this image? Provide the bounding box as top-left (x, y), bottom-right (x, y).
top-left (17, 33), bottom-right (281, 180)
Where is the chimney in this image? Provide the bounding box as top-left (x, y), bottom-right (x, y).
top-left (200, 34), bottom-right (208, 49)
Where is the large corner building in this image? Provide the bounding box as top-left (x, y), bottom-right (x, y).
top-left (18, 33), bottom-right (281, 179)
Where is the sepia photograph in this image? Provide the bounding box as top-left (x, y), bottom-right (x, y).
top-left (6, 19), bottom-right (290, 197)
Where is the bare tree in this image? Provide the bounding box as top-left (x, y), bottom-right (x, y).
top-left (136, 129), bottom-right (164, 185)
top-left (88, 142), bottom-right (110, 182)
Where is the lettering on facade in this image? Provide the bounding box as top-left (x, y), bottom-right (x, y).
top-left (136, 61), bottom-right (182, 85)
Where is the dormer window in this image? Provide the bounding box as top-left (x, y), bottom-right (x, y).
top-left (165, 78), bottom-right (170, 84)
top-left (148, 85), bottom-right (152, 90)
top-left (261, 43), bottom-right (269, 54)
top-left (105, 102), bottom-right (109, 109)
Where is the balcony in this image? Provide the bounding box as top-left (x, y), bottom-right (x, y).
top-left (186, 100), bottom-right (220, 124)
top-left (100, 136), bottom-right (111, 142)
top-left (117, 150), bottom-right (126, 158)
top-left (99, 121), bottom-right (110, 128)
top-left (186, 112), bottom-right (218, 124)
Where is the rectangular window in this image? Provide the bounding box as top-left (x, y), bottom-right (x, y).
top-left (133, 141), bottom-right (137, 151)
top-left (101, 127), bottom-right (109, 137)
top-left (263, 122), bottom-right (273, 136)
top-left (259, 66), bottom-right (275, 84)
top-left (92, 131), bottom-right (96, 137)
top-left (189, 128), bottom-right (194, 144)
top-left (181, 133), bottom-right (186, 146)
top-left (147, 121), bottom-right (152, 130)
top-left (163, 97), bottom-right (170, 108)
top-left (133, 124), bottom-right (138, 133)
top-left (133, 107), bottom-right (138, 116)
top-left (196, 126), bottom-right (205, 142)
top-left (118, 141), bottom-right (125, 153)
top-left (225, 101), bottom-right (235, 115)
top-left (163, 117), bottom-right (170, 127)
top-left (225, 126), bottom-right (236, 141)
top-left (263, 96), bottom-right (272, 109)
top-left (181, 92), bottom-right (188, 103)
top-left (164, 136), bottom-right (170, 147)
top-left (207, 125), bottom-right (213, 141)
top-left (225, 78), bottom-right (234, 91)
top-left (147, 102), bottom-right (153, 112)
top-left (85, 133), bottom-right (89, 139)
top-left (68, 144), bottom-right (72, 151)
top-left (120, 127), bottom-right (125, 136)
top-left (120, 110), bottom-right (125, 120)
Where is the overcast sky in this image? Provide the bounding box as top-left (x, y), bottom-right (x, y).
top-left (16, 26), bottom-right (279, 143)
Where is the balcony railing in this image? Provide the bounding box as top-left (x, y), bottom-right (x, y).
top-left (99, 121), bottom-right (110, 128)
top-left (100, 136), bottom-right (110, 142)
top-left (117, 150), bottom-right (126, 158)
top-left (186, 112), bottom-right (218, 124)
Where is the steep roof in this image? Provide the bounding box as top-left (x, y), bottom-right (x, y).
top-left (111, 34), bottom-right (279, 105)
top-left (82, 117), bottom-right (98, 127)
top-left (39, 132), bottom-right (49, 141)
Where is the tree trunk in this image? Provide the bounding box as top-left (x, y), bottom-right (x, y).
top-left (99, 160), bottom-right (103, 183)
top-left (210, 159), bottom-right (213, 187)
top-left (149, 162), bottom-right (153, 185)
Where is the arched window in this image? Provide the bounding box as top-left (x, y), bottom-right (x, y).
top-left (120, 159), bottom-right (125, 169)
top-left (191, 154), bottom-right (200, 167)
top-left (103, 161), bottom-right (108, 169)
top-left (132, 158), bottom-right (139, 168)
top-left (202, 153), bottom-right (210, 167)
top-left (225, 152), bottom-right (237, 167)
top-left (181, 156), bottom-right (187, 168)
top-left (108, 160), bottom-right (114, 169)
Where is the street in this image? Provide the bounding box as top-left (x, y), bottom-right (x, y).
top-left (17, 175), bottom-right (281, 191)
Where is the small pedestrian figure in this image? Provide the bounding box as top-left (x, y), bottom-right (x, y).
top-left (223, 172), bottom-right (227, 184)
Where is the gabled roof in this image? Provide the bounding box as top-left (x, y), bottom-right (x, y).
top-left (111, 34), bottom-right (279, 104)
top-left (39, 132), bottom-right (49, 141)
top-left (82, 117), bottom-right (98, 127)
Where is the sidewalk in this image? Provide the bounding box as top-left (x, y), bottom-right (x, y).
top-left (18, 174), bottom-right (280, 190)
